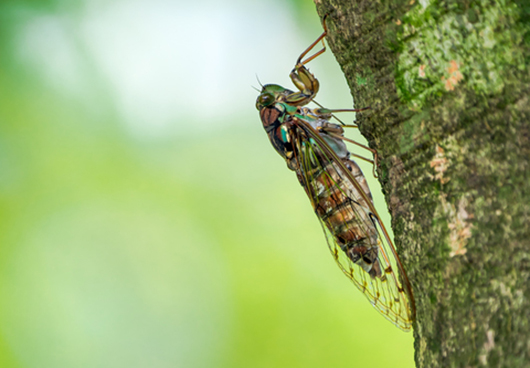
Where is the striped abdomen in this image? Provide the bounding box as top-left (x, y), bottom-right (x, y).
top-left (306, 156), bottom-right (383, 278)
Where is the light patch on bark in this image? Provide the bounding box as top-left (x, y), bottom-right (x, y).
top-left (418, 0), bottom-right (431, 10)
top-left (441, 60), bottom-right (464, 91)
top-left (491, 279), bottom-right (525, 309)
top-left (418, 64), bottom-right (426, 78)
top-left (441, 196), bottom-right (473, 257)
top-left (429, 143), bottom-right (473, 256)
top-left (429, 145), bottom-right (450, 184)
top-left (478, 329), bottom-right (495, 365)
top-left (493, 281), bottom-right (511, 297)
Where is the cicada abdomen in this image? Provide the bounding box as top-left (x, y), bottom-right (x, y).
top-left (294, 118), bottom-right (382, 277)
top-left (292, 117), bottom-right (413, 329)
top-left (308, 157), bottom-right (382, 277)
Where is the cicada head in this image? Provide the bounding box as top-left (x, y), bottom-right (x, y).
top-left (255, 84), bottom-right (294, 111)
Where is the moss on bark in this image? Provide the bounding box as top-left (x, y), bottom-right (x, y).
top-left (314, 0), bottom-right (530, 366)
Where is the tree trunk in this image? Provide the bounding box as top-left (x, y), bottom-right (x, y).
top-left (313, 0), bottom-right (530, 366)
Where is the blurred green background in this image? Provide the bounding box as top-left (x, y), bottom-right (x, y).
top-left (0, 0), bottom-right (414, 367)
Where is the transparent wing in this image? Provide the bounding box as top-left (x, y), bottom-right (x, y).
top-left (290, 117), bottom-right (415, 331)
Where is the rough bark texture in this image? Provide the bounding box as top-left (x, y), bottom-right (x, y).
top-left (313, 0), bottom-right (530, 367)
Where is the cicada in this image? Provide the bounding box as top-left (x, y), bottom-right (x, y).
top-left (255, 20), bottom-right (415, 331)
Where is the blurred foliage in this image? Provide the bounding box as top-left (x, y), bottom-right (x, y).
top-left (287, 0), bottom-right (322, 24)
top-left (0, 1), bottom-right (414, 367)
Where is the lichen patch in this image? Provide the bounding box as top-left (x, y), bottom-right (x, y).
top-left (395, 0), bottom-right (527, 108)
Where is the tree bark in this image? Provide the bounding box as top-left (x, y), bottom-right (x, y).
top-left (313, 0), bottom-right (530, 367)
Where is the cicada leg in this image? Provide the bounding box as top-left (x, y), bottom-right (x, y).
top-left (332, 133), bottom-right (380, 178)
top-left (297, 15), bottom-right (329, 66)
top-left (308, 106), bottom-right (378, 176)
top-left (312, 106), bottom-right (371, 123)
top-left (284, 19), bottom-right (329, 106)
top-left (315, 114), bottom-right (380, 178)
top-left (310, 100), bottom-right (370, 126)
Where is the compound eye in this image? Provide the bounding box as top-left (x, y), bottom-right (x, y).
top-left (258, 92), bottom-right (274, 107)
top-left (362, 256), bottom-right (373, 265)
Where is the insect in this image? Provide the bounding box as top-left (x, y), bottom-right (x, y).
top-left (255, 19), bottom-right (415, 331)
